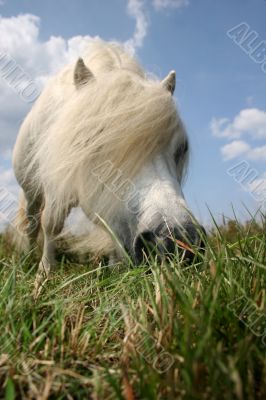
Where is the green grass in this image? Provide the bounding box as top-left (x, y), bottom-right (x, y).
top-left (0, 220), bottom-right (266, 399)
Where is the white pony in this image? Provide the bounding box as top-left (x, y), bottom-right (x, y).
top-left (13, 40), bottom-right (204, 290)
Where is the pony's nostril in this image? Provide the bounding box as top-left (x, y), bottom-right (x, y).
top-left (133, 231), bottom-right (157, 264)
top-left (134, 230), bottom-right (186, 265)
top-left (133, 225), bottom-right (207, 265)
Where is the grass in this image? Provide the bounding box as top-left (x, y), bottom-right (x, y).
top-left (0, 219), bottom-right (266, 399)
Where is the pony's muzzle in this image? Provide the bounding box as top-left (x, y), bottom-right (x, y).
top-left (133, 225), bottom-right (206, 265)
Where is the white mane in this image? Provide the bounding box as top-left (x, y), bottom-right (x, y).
top-left (24, 40), bottom-right (180, 232)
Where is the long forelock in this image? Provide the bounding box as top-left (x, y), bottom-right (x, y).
top-left (27, 41), bottom-right (181, 226)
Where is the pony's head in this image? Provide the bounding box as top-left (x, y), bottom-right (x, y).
top-left (38, 41), bottom-right (205, 263)
top-left (119, 120), bottom-right (206, 265)
top-left (71, 48), bottom-right (205, 263)
top-left (100, 73), bottom-right (205, 264)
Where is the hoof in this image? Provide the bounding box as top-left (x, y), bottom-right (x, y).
top-left (33, 258), bottom-right (52, 299)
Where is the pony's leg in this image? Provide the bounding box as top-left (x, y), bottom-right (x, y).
top-left (108, 251), bottom-right (121, 265)
top-left (34, 204), bottom-right (68, 298)
top-left (24, 192), bottom-right (43, 248)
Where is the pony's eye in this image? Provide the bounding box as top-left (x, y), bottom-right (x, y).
top-left (174, 140), bottom-right (189, 165)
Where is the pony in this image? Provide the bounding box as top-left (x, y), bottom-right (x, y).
top-left (12, 40), bottom-right (205, 293)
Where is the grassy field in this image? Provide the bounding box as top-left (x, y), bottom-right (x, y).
top-left (0, 218), bottom-right (265, 399)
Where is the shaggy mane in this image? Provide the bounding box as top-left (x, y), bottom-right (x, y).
top-left (24, 40), bottom-right (181, 229)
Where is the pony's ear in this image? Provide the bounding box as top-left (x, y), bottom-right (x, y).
top-left (162, 70), bottom-right (176, 95)
top-left (74, 58), bottom-right (94, 87)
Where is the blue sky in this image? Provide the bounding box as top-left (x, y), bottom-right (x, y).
top-left (0, 0), bottom-right (266, 226)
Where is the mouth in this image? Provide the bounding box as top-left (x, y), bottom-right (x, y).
top-left (132, 229), bottom-right (206, 265)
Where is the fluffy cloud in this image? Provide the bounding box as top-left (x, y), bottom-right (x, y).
top-left (124, 0), bottom-right (189, 53)
top-left (210, 108), bottom-right (266, 139)
top-left (153, 0), bottom-right (189, 10)
top-left (221, 140), bottom-right (250, 160)
top-left (210, 117), bottom-right (232, 138)
top-left (221, 140), bottom-right (266, 161)
top-left (125, 0), bottom-right (148, 53)
top-left (0, 14), bottom-right (100, 155)
top-left (211, 108), bottom-right (266, 163)
top-left (0, 14), bottom-right (97, 79)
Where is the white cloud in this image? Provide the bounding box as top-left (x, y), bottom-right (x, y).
top-left (212, 108), bottom-right (266, 163)
top-left (125, 0), bottom-right (148, 54)
top-left (0, 14), bottom-right (97, 77)
top-left (125, 0), bottom-right (189, 53)
top-left (0, 14), bottom-right (100, 156)
top-left (210, 117), bottom-right (233, 138)
top-left (221, 140), bottom-right (251, 160)
top-left (153, 0), bottom-right (189, 10)
top-left (221, 140), bottom-right (266, 161)
top-left (210, 108), bottom-right (266, 139)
